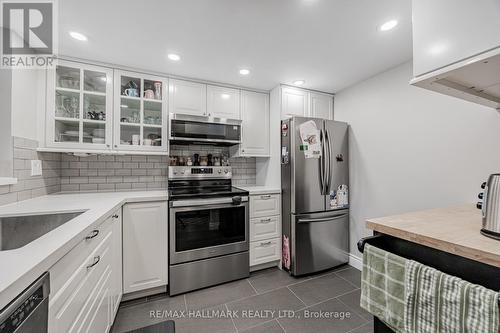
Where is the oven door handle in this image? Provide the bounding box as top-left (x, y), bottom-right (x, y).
top-left (170, 196), bottom-right (249, 208)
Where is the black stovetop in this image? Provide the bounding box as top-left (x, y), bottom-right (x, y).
top-left (168, 179), bottom-right (248, 200)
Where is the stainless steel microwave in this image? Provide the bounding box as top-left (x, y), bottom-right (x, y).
top-left (169, 113), bottom-right (241, 146)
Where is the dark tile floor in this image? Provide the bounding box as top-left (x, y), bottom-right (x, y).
top-left (111, 265), bottom-right (373, 333)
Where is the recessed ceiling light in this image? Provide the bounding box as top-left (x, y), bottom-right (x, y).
top-left (69, 31), bottom-right (87, 41)
top-left (221, 93), bottom-right (230, 100)
top-left (167, 53), bottom-right (180, 61)
top-left (120, 104), bottom-right (128, 108)
top-left (239, 69), bottom-right (250, 75)
top-left (379, 20), bottom-right (398, 31)
top-left (293, 80), bottom-right (305, 86)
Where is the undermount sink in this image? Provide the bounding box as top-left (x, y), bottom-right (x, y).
top-left (0, 211), bottom-right (85, 251)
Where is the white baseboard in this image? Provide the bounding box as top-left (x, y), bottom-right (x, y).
top-left (348, 254), bottom-right (362, 271)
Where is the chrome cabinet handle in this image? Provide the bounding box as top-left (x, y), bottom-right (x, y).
top-left (260, 241), bottom-right (273, 246)
top-left (259, 218), bottom-right (272, 224)
top-left (112, 214), bottom-right (119, 219)
top-left (85, 229), bottom-right (99, 240)
top-left (260, 195), bottom-right (271, 199)
top-left (87, 256), bottom-right (100, 270)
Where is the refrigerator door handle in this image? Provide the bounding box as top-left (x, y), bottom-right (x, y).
top-left (324, 128), bottom-right (332, 194)
top-left (318, 129), bottom-right (325, 195)
top-left (297, 213), bottom-right (348, 224)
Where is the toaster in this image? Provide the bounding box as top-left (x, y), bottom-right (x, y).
top-left (478, 174), bottom-right (500, 240)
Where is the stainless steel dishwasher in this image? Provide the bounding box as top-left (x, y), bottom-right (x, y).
top-left (0, 272), bottom-right (50, 333)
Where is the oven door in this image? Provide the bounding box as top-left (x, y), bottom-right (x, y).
top-left (169, 114), bottom-right (241, 146)
top-left (169, 197), bottom-right (249, 264)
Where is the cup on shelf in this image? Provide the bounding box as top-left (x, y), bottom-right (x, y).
top-left (144, 139), bottom-right (153, 146)
top-left (154, 82), bottom-right (162, 100)
top-left (124, 88), bottom-right (139, 97)
top-left (92, 129), bottom-right (105, 138)
top-left (144, 89), bottom-right (154, 99)
top-left (132, 134), bottom-right (140, 145)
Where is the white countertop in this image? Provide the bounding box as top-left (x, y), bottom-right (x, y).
top-left (0, 190), bottom-right (167, 309)
top-left (235, 185), bottom-right (281, 195)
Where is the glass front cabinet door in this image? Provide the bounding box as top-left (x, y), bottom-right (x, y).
top-left (46, 60), bottom-right (113, 150)
top-left (113, 70), bottom-right (168, 153)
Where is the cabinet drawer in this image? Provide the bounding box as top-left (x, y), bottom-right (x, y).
top-left (49, 228), bottom-right (113, 333)
top-left (50, 210), bottom-right (118, 296)
top-left (250, 216), bottom-right (281, 242)
top-left (77, 268), bottom-right (111, 333)
top-left (250, 238), bottom-right (281, 266)
top-left (250, 194), bottom-right (280, 218)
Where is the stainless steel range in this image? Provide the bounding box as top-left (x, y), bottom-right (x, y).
top-left (168, 166), bottom-right (250, 295)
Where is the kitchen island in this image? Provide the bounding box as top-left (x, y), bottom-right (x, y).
top-left (363, 204), bottom-right (500, 333)
top-left (366, 204), bottom-right (500, 268)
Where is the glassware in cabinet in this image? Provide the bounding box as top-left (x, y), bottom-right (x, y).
top-left (48, 61), bottom-right (112, 149)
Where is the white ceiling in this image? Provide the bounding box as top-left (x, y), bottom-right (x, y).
top-left (59, 0), bottom-right (412, 93)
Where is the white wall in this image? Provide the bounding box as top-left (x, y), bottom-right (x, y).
top-left (335, 62), bottom-right (500, 260)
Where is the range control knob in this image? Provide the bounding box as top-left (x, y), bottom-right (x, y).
top-left (218, 169), bottom-right (222, 174)
top-left (173, 170), bottom-right (178, 175)
top-left (481, 182), bottom-right (487, 189)
top-left (224, 169), bottom-right (229, 174)
top-left (478, 193), bottom-right (484, 199)
top-left (180, 169), bottom-right (186, 175)
top-left (477, 202), bottom-right (483, 210)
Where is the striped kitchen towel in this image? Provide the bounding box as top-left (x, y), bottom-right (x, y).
top-left (405, 260), bottom-right (500, 333)
top-left (361, 243), bottom-right (500, 333)
top-left (360, 243), bottom-right (407, 332)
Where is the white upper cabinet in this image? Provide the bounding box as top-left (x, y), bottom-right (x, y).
top-left (238, 91), bottom-right (270, 157)
top-left (280, 86), bottom-right (333, 120)
top-left (411, 0), bottom-right (500, 110)
top-left (413, 0), bottom-right (500, 77)
top-left (113, 70), bottom-right (168, 153)
top-left (309, 92), bottom-right (333, 120)
top-left (169, 79), bottom-right (207, 117)
top-left (46, 60), bottom-right (113, 150)
top-left (207, 85), bottom-right (241, 119)
top-left (281, 87), bottom-right (309, 118)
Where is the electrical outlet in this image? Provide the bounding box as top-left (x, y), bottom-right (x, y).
top-left (31, 160), bottom-right (42, 176)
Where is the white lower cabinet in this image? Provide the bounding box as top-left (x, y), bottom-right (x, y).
top-left (109, 210), bottom-right (122, 322)
top-left (48, 209), bottom-right (121, 333)
top-left (250, 239), bottom-right (281, 266)
top-left (249, 193), bottom-right (282, 267)
top-left (122, 201), bottom-right (168, 294)
top-left (250, 216), bottom-right (280, 241)
top-left (250, 194), bottom-right (280, 219)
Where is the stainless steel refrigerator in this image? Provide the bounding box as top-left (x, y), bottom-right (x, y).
top-left (281, 117), bottom-right (349, 276)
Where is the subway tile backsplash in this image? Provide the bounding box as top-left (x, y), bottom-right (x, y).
top-left (59, 154), bottom-right (169, 192)
top-left (0, 138), bottom-right (256, 205)
top-left (0, 137), bottom-right (61, 206)
top-left (169, 144), bottom-right (256, 185)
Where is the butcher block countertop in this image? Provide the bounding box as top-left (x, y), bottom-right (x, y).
top-left (366, 204), bottom-right (500, 268)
